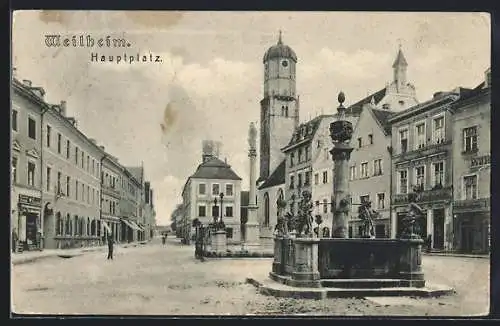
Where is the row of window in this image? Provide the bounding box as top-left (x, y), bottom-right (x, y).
top-left (289, 170), bottom-right (312, 189)
top-left (45, 165), bottom-right (100, 206)
top-left (397, 115), bottom-right (445, 153)
top-left (198, 183), bottom-right (234, 197)
top-left (11, 157), bottom-right (36, 187)
top-left (350, 159), bottom-right (384, 180)
top-left (357, 134), bottom-right (374, 148)
top-left (397, 161), bottom-right (445, 194)
top-left (289, 145), bottom-right (311, 167)
top-left (102, 197), bottom-right (119, 216)
top-left (313, 170), bottom-right (330, 185)
top-left (54, 213), bottom-right (101, 237)
top-left (198, 204), bottom-right (234, 218)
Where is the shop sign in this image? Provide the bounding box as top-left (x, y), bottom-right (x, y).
top-left (18, 194), bottom-right (42, 207)
top-left (470, 155), bottom-right (490, 169)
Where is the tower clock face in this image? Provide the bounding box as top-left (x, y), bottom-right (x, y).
top-left (282, 60), bottom-right (288, 67)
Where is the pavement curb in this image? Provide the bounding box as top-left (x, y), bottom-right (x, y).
top-left (423, 253), bottom-right (489, 259)
top-left (246, 276), bottom-right (455, 300)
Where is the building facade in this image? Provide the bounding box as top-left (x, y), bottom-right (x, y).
top-left (40, 99), bottom-right (105, 249)
top-left (11, 77), bottom-right (44, 251)
top-left (389, 92), bottom-right (460, 250)
top-left (181, 148), bottom-right (243, 244)
top-left (451, 72), bottom-right (491, 253)
top-left (348, 105), bottom-right (393, 238)
top-left (101, 154), bottom-right (123, 244)
top-left (120, 168), bottom-right (142, 243)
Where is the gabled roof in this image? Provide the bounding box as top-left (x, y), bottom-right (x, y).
top-left (346, 88), bottom-right (387, 116)
top-left (258, 159), bottom-right (286, 190)
top-left (284, 115), bottom-right (331, 150)
top-left (451, 83), bottom-right (490, 108)
top-left (370, 108), bottom-right (394, 136)
top-left (190, 157), bottom-right (242, 180)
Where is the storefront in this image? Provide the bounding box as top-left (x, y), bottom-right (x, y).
top-left (453, 198), bottom-right (490, 254)
top-left (16, 194), bottom-right (42, 251)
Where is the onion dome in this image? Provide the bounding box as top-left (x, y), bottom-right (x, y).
top-left (263, 30), bottom-right (298, 63)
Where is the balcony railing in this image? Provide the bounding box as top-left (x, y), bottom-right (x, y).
top-left (394, 140), bottom-right (451, 162)
top-left (392, 186), bottom-right (453, 205)
top-left (453, 197), bottom-right (490, 213)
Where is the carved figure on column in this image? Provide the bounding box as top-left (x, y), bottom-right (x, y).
top-left (274, 199), bottom-right (287, 236)
top-left (329, 92), bottom-right (354, 238)
top-left (296, 190), bottom-right (313, 237)
top-left (401, 191), bottom-right (425, 239)
top-left (358, 199), bottom-right (378, 238)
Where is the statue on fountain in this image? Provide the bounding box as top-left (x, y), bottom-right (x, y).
top-left (358, 199), bottom-right (378, 239)
top-left (401, 188), bottom-right (425, 239)
top-left (296, 190), bottom-right (314, 237)
top-left (274, 199), bottom-right (288, 237)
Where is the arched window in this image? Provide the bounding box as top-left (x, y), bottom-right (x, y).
top-left (79, 218), bottom-right (84, 236)
top-left (91, 220), bottom-right (96, 236)
top-left (74, 215), bottom-right (79, 236)
top-left (264, 192), bottom-right (270, 226)
top-left (66, 214), bottom-right (71, 235)
top-left (87, 217), bottom-right (90, 236)
top-left (285, 106), bottom-right (289, 117)
top-left (56, 212), bottom-right (61, 235)
top-left (281, 106), bottom-right (285, 116)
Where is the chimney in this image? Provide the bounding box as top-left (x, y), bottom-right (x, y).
top-left (22, 79), bottom-right (32, 87)
top-left (89, 138), bottom-right (97, 144)
top-left (60, 100), bottom-right (67, 116)
top-left (99, 145), bottom-right (105, 151)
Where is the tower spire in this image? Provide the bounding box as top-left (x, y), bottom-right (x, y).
top-left (278, 30), bottom-right (283, 44)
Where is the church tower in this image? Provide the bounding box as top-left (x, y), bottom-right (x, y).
top-left (392, 44), bottom-right (408, 92)
top-left (258, 31), bottom-right (299, 183)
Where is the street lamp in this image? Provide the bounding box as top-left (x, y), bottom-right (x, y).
top-left (219, 192), bottom-right (224, 224)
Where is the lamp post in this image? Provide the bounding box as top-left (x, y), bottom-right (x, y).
top-left (213, 197), bottom-right (218, 225)
top-left (219, 192), bottom-right (224, 225)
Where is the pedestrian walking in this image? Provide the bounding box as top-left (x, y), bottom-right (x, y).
top-left (107, 232), bottom-right (114, 260)
top-left (12, 228), bottom-right (18, 253)
top-left (162, 233), bottom-right (166, 245)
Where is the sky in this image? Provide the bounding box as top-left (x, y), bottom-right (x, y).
top-left (12, 11), bottom-right (490, 226)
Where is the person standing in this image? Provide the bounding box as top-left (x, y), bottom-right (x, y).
top-left (12, 228), bottom-right (18, 253)
top-left (107, 232), bottom-right (114, 260)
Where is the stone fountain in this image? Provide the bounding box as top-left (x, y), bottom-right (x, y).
top-left (251, 92), bottom-right (455, 298)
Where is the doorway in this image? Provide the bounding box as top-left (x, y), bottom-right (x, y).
top-left (375, 224), bottom-right (386, 238)
top-left (460, 224), bottom-right (474, 253)
top-left (25, 213), bottom-right (38, 250)
top-left (433, 209), bottom-right (445, 250)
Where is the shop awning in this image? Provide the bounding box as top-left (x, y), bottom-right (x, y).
top-left (129, 220), bottom-right (144, 231)
top-left (121, 219), bottom-right (142, 231)
top-left (102, 221), bottom-right (112, 233)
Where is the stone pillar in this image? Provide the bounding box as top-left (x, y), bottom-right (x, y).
top-left (399, 238), bottom-right (425, 288)
top-left (329, 92), bottom-right (353, 238)
top-left (213, 230), bottom-right (227, 254)
top-left (426, 209), bottom-right (433, 247)
top-left (272, 236), bottom-right (284, 275)
top-left (391, 211), bottom-right (397, 239)
top-left (290, 238), bottom-right (321, 288)
top-left (245, 122), bottom-right (260, 247)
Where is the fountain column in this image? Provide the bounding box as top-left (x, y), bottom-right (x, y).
top-left (245, 122), bottom-right (260, 247)
top-left (329, 92), bottom-right (354, 238)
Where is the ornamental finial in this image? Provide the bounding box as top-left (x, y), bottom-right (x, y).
top-left (278, 30), bottom-right (283, 44)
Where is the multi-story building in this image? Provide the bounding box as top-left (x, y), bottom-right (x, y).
top-left (119, 167), bottom-right (142, 243)
top-left (101, 153), bottom-right (123, 244)
top-left (450, 69), bottom-right (491, 254)
top-left (40, 98), bottom-right (105, 249)
top-left (348, 104), bottom-right (393, 238)
top-left (388, 90), bottom-right (468, 250)
top-left (11, 75), bottom-right (44, 251)
top-left (181, 143), bottom-right (243, 244)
